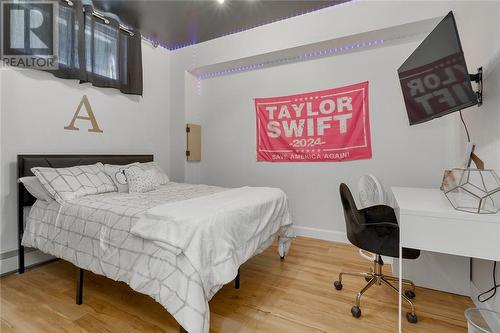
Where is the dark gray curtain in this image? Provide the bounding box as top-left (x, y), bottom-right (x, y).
top-left (10, 1), bottom-right (143, 95)
top-left (49, 1), bottom-right (85, 79)
top-left (80, 4), bottom-right (143, 95)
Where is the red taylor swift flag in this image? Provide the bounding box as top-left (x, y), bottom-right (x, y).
top-left (255, 81), bottom-right (372, 162)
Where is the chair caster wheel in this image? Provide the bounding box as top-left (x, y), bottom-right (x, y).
top-left (280, 256), bottom-right (285, 261)
top-left (351, 306), bottom-right (361, 318)
top-left (365, 277), bottom-right (371, 282)
top-left (405, 290), bottom-right (416, 299)
top-left (334, 281), bottom-right (343, 290)
top-left (406, 312), bottom-right (418, 323)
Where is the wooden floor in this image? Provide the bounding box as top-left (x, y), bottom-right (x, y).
top-left (0, 237), bottom-right (473, 333)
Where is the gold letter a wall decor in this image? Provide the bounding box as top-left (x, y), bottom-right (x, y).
top-left (64, 95), bottom-right (103, 133)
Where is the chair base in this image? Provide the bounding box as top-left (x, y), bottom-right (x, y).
top-left (334, 255), bottom-right (418, 323)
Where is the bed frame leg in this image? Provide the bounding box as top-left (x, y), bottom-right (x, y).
top-left (235, 268), bottom-right (240, 289)
top-left (18, 245), bottom-right (25, 274)
top-left (180, 326), bottom-right (187, 333)
top-left (76, 268), bottom-right (84, 305)
top-left (18, 177), bottom-right (25, 275)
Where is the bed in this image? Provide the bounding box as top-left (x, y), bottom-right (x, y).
top-left (17, 154), bottom-right (294, 333)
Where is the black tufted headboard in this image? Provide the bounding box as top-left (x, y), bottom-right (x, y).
top-left (17, 154), bottom-right (154, 273)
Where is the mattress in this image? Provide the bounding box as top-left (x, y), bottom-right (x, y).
top-left (22, 182), bottom-right (293, 333)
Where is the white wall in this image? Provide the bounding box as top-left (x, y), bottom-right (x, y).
top-left (454, 1), bottom-right (500, 314)
top-left (171, 0), bottom-right (500, 304)
top-left (168, 55), bottom-right (188, 182)
top-left (0, 41), bottom-right (171, 270)
top-left (168, 0), bottom-right (459, 183)
top-left (184, 43), bottom-right (456, 238)
top-left (171, 0), bottom-right (460, 238)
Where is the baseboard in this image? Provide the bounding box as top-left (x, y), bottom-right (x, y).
top-left (470, 281), bottom-right (500, 329)
top-left (293, 225), bottom-right (349, 244)
top-left (0, 249), bottom-right (54, 276)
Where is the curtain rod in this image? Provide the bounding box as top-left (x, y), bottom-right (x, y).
top-left (90, 10), bottom-right (134, 36)
top-left (63, 0), bottom-right (133, 36)
top-left (63, 0), bottom-right (159, 48)
top-left (86, 9), bottom-right (135, 36)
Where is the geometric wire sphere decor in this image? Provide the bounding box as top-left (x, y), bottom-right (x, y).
top-left (441, 168), bottom-right (500, 214)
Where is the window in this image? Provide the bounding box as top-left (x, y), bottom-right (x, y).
top-left (54, 3), bottom-right (81, 78)
top-left (9, 1), bottom-right (143, 95)
top-left (80, 4), bottom-right (143, 95)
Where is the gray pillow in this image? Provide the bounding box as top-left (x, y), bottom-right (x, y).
top-left (18, 176), bottom-right (54, 201)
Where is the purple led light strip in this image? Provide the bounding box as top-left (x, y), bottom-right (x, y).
top-left (195, 39), bottom-right (384, 80)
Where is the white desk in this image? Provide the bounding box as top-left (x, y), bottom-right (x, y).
top-left (392, 187), bottom-right (500, 332)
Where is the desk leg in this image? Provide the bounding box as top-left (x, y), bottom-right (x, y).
top-left (399, 237), bottom-right (403, 332)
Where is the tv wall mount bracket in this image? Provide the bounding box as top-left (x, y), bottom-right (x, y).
top-left (469, 67), bottom-right (483, 106)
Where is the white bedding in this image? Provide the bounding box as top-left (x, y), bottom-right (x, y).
top-left (23, 206), bottom-right (31, 227)
top-left (132, 186), bottom-right (292, 295)
top-left (22, 182), bottom-right (293, 333)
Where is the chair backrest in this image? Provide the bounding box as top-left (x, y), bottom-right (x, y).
top-left (339, 183), bottom-right (365, 249)
top-left (340, 183), bottom-right (358, 215)
top-left (339, 182), bottom-right (407, 258)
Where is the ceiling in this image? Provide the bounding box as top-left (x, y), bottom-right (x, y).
top-left (92, 0), bottom-right (350, 50)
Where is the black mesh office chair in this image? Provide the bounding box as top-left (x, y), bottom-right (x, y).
top-left (334, 183), bottom-right (420, 323)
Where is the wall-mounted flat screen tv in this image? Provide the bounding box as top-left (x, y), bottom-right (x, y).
top-left (398, 11), bottom-right (478, 125)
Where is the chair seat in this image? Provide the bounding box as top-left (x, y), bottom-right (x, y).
top-left (355, 241), bottom-right (421, 260)
top-left (402, 247), bottom-right (420, 260)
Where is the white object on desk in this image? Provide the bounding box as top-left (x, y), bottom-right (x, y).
top-left (392, 187), bottom-right (500, 332)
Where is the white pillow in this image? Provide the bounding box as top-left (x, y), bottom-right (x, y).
top-left (18, 176), bottom-right (54, 201)
top-left (139, 162), bottom-right (169, 184)
top-left (31, 162), bottom-right (116, 204)
top-left (124, 168), bottom-right (161, 193)
top-left (104, 161), bottom-right (169, 192)
top-left (104, 162), bottom-right (140, 193)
